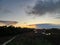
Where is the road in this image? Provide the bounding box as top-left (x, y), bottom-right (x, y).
top-left (2, 35), bottom-right (19, 45)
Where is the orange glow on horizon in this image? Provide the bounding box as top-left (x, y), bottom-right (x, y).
top-left (13, 23), bottom-right (36, 28)
top-left (0, 22), bottom-right (36, 28)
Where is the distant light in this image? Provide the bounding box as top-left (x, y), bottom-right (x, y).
top-left (42, 32), bottom-right (45, 34)
top-left (45, 33), bottom-right (51, 35)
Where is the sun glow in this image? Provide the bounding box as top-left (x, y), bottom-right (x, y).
top-left (13, 23), bottom-right (36, 28)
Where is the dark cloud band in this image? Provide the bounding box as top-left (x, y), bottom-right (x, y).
top-left (28, 0), bottom-right (60, 18)
top-left (0, 20), bottom-right (18, 25)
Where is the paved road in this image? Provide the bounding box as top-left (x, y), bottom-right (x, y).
top-left (2, 35), bottom-right (19, 45)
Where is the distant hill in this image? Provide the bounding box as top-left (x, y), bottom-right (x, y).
top-left (36, 24), bottom-right (60, 29)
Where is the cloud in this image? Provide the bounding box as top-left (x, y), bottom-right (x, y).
top-left (28, 0), bottom-right (60, 16)
top-left (0, 20), bottom-right (18, 25)
top-left (36, 24), bottom-right (60, 29)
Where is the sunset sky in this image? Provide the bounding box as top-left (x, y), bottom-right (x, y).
top-left (0, 0), bottom-right (60, 28)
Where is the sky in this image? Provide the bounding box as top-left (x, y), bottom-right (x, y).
top-left (0, 0), bottom-right (60, 28)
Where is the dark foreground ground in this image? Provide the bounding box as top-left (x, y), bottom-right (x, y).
top-left (7, 29), bottom-right (60, 45)
top-left (6, 32), bottom-right (52, 45)
top-left (0, 36), bottom-right (15, 45)
top-left (0, 26), bottom-right (60, 45)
